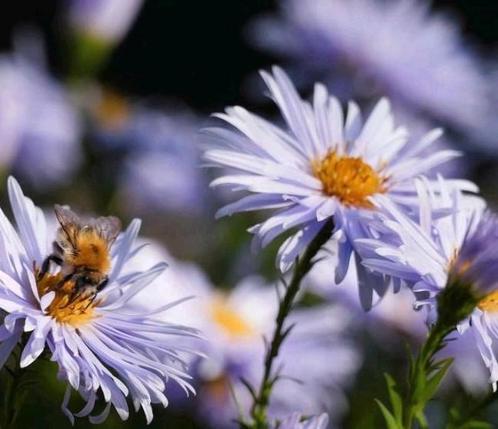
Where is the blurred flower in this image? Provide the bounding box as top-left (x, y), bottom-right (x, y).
top-left (91, 91), bottom-right (209, 216)
top-left (0, 48), bottom-right (82, 188)
top-left (0, 177), bottom-right (200, 424)
top-left (355, 178), bottom-right (498, 387)
top-left (131, 250), bottom-right (359, 427)
top-left (205, 66), bottom-right (473, 309)
top-left (276, 413), bottom-right (329, 429)
top-left (250, 0), bottom-right (488, 130)
top-left (67, 0), bottom-right (143, 45)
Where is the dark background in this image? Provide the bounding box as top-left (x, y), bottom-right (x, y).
top-left (3, 0), bottom-right (497, 113)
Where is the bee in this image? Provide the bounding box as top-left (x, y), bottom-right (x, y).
top-left (39, 205), bottom-right (121, 306)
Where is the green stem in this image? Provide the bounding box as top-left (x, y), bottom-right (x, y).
top-left (403, 320), bottom-right (453, 429)
top-left (248, 220), bottom-right (334, 429)
top-left (2, 349), bottom-right (23, 429)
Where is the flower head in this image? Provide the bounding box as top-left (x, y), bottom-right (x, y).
top-left (0, 177), bottom-right (200, 424)
top-left (355, 177), bottom-right (498, 386)
top-left (205, 66), bottom-right (473, 308)
top-left (0, 45), bottom-right (81, 188)
top-left (250, 0), bottom-right (487, 129)
top-left (91, 95), bottom-right (208, 216)
top-left (142, 268), bottom-right (359, 427)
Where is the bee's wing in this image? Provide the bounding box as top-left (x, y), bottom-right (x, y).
top-left (94, 216), bottom-right (122, 245)
top-left (54, 205), bottom-right (81, 249)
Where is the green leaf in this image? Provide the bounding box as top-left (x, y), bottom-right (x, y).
top-left (375, 399), bottom-right (402, 429)
top-left (384, 373), bottom-right (403, 424)
top-left (420, 358), bottom-right (453, 404)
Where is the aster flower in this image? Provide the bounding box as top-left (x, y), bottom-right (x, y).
top-left (276, 413), bottom-right (329, 429)
top-left (307, 241), bottom-right (490, 394)
top-left (0, 43), bottom-right (81, 188)
top-left (250, 0), bottom-right (488, 129)
top-left (205, 66), bottom-right (474, 308)
top-left (89, 92), bottom-right (209, 216)
top-left (355, 177), bottom-right (498, 387)
top-left (134, 262), bottom-right (359, 427)
top-left (0, 177), bottom-right (200, 424)
top-left (67, 0), bottom-right (143, 45)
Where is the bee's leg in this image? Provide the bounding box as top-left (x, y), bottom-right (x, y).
top-left (83, 292), bottom-right (97, 311)
top-left (55, 272), bottom-right (76, 290)
top-left (96, 277), bottom-right (109, 292)
top-left (60, 278), bottom-right (84, 308)
top-left (39, 255), bottom-right (63, 280)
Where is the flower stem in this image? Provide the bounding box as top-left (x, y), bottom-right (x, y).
top-left (248, 220), bottom-right (334, 429)
top-left (1, 347), bottom-right (23, 429)
top-left (402, 320), bottom-right (454, 429)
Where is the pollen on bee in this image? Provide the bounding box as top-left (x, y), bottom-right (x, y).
top-left (36, 271), bottom-right (99, 327)
top-left (311, 150), bottom-right (386, 208)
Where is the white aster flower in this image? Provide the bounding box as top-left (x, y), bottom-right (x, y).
top-left (205, 66), bottom-right (474, 308)
top-left (0, 177), bottom-right (200, 424)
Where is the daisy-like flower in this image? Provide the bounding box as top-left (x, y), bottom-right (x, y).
top-left (276, 413), bottom-right (329, 429)
top-left (0, 40), bottom-right (81, 188)
top-left (307, 241), bottom-right (490, 394)
top-left (132, 257), bottom-right (359, 427)
top-left (0, 177), bottom-right (199, 424)
top-left (355, 177), bottom-right (498, 386)
top-left (89, 90), bottom-right (209, 216)
top-left (205, 66), bottom-right (473, 308)
top-left (249, 0), bottom-right (487, 129)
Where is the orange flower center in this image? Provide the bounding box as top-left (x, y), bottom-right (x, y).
top-left (210, 297), bottom-right (255, 339)
top-left (37, 271), bottom-right (99, 327)
top-left (312, 151), bottom-right (385, 208)
top-left (478, 290), bottom-right (498, 313)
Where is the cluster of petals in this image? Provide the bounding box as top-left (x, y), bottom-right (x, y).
top-left (0, 177), bottom-right (200, 424)
top-left (205, 66), bottom-right (475, 309)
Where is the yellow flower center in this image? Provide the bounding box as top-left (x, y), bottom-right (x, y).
top-left (37, 272), bottom-right (98, 327)
top-left (478, 290), bottom-right (498, 313)
top-left (210, 297), bottom-right (255, 339)
top-left (94, 89), bottom-right (130, 131)
top-left (312, 151), bottom-right (385, 208)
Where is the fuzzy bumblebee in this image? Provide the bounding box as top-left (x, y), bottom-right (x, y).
top-left (39, 205), bottom-right (121, 305)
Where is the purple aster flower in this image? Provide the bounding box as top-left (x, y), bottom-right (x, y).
top-left (136, 266), bottom-right (359, 428)
top-left (90, 93), bottom-right (209, 216)
top-left (308, 241), bottom-right (490, 394)
top-left (205, 66), bottom-right (475, 309)
top-left (0, 177), bottom-right (200, 424)
top-left (250, 0), bottom-right (488, 129)
top-left (355, 177), bottom-right (498, 387)
top-left (276, 413), bottom-right (329, 429)
top-left (67, 0), bottom-right (143, 45)
top-left (0, 48), bottom-right (82, 188)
